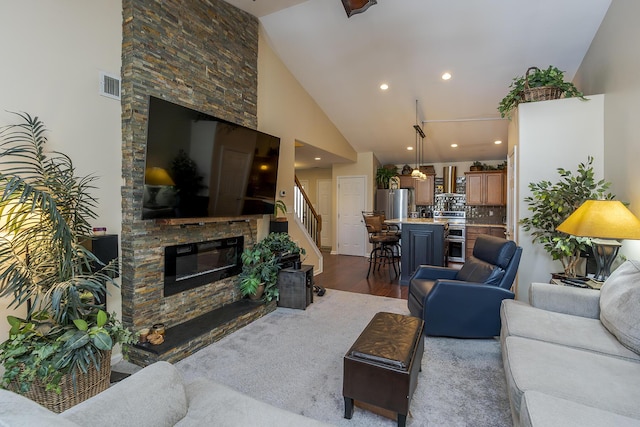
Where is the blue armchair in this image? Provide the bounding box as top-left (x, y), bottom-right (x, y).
top-left (408, 234), bottom-right (522, 338)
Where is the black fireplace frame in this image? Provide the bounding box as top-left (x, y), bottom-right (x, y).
top-left (164, 236), bottom-right (243, 297)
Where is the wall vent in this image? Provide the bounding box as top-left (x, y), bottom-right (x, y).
top-left (99, 71), bottom-right (121, 100)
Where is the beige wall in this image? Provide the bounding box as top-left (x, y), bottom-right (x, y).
top-left (0, 2), bottom-right (122, 347)
top-left (257, 27), bottom-right (358, 263)
top-left (574, 0), bottom-right (640, 260)
top-left (515, 96), bottom-right (605, 301)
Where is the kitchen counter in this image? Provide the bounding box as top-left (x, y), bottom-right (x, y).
top-left (385, 218), bottom-right (448, 225)
top-left (465, 222), bottom-right (506, 227)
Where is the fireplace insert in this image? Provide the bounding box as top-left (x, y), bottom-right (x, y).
top-left (164, 236), bottom-right (243, 296)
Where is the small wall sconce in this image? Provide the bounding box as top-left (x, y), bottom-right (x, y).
top-left (342, 0), bottom-right (377, 18)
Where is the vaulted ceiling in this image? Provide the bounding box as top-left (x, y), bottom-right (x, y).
top-left (224, 0), bottom-right (612, 168)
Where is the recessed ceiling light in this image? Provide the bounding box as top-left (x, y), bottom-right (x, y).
top-left (380, 83), bottom-right (389, 90)
top-left (442, 72), bottom-right (452, 81)
top-left (407, 146), bottom-right (414, 151)
top-left (314, 157), bottom-right (321, 161)
top-left (494, 140), bottom-right (502, 145)
top-left (451, 143), bottom-right (458, 148)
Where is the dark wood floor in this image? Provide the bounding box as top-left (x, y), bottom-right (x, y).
top-left (314, 252), bottom-right (408, 299)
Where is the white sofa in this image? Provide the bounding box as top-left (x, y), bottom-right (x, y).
top-left (0, 360), bottom-right (333, 427)
top-left (500, 260), bottom-right (640, 426)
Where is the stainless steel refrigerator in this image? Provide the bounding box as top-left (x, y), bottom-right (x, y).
top-left (375, 189), bottom-right (410, 219)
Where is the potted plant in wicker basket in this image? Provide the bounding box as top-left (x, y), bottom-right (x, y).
top-left (498, 66), bottom-right (587, 118)
top-left (0, 112), bottom-right (134, 412)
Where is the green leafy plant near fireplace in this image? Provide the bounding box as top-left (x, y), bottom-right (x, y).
top-left (238, 232), bottom-right (305, 302)
top-left (0, 112), bottom-right (134, 408)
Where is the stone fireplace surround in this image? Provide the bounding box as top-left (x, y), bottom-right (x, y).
top-left (120, 0), bottom-right (267, 365)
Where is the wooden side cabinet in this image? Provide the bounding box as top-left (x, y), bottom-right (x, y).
top-left (464, 171), bottom-right (506, 206)
top-left (277, 265), bottom-right (313, 309)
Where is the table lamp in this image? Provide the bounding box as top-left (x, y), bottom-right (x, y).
top-left (556, 200), bottom-right (640, 281)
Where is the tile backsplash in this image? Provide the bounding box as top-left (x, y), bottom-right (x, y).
top-left (466, 206), bottom-right (507, 224)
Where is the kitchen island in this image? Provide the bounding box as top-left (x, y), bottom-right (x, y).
top-left (386, 218), bottom-right (448, 285)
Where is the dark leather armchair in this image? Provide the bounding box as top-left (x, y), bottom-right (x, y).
top-left (408, 234), bottom-right (522, 338)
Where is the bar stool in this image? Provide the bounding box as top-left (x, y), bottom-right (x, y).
top-left (362, 211), bottom-right (400, 280)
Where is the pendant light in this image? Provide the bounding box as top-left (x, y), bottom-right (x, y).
top-left (342, 0), bottom-right (377, 18)
top-left (412, 100), bottom-right (426, 180)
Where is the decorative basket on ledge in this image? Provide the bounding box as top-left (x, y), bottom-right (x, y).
top-left (522, 66), bottom-right (564, 102)
top-left (10, 351), bottom-right (111, 413)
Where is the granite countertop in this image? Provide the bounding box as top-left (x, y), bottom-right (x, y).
top-left (385, 218), bottom-right (448, 225)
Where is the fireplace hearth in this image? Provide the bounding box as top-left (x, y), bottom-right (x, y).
top-left (164, 236), bottom-right (243, 297)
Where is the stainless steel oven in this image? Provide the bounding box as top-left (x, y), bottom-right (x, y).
top-left (434, 209), bottom-right (466, 263)
top-left (447, 224), bottom-right (465, 263)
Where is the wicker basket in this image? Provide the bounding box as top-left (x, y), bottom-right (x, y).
top-left (522, 66), bottom-right (564, 102)
top-left (10, 351), bottom-right (111, 413)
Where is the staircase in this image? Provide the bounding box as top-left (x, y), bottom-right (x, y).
top-left (294, 176), bottom-right (322, 248)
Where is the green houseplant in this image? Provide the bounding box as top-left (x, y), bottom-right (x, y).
top-left (520, 157), bottom-right (614, 278)
top-left (470, 161), bottom-right (484, 171)
top-left (274, 200), bottom-right (287, 218)
top-left (238, 232), bottom-right (305, 302)
top-left (498, 66), bottom-right (587, 118)
top-left (376, 166), bottom-right (398, 189)
top-left (269, 199), bottom-right (288, 233)
top-left (238, 243), bottom-right (279, 300)
top-left (0, 113), bottom-right (133, 404)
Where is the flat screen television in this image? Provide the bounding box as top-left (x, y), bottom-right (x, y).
top-left (142, 96), bottom-right (280, 220)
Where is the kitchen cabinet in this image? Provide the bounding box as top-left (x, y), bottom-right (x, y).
top-left (398, 174), bottom-right (435, 205)
top-left (466, 225), bottom-right (507, 260)
top-left (415, 174), bottom-right (435, 205)
top-left (398, 175), bottom-right (414, 189)
top-left (465, 171), bottom-right (506, 206)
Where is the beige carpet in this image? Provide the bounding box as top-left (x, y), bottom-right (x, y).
top-left (175, 289), bottom-right (512, 426)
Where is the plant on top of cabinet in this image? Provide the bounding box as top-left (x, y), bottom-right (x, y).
top-left (376, 166), bottom-right (398, 189)
top-left (520, 157), bottom-right (613, 278)
top-left (470, 161), bottom-right (484, 171)
top-left (498, 66), bottom-right (587, 119)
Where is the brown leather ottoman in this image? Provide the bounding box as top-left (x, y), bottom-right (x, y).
top-left (343, 312), bottom-right (425, 427)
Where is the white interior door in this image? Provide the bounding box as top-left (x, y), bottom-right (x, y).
top-left (317, 179), bottom-right (332, 249)
top-left (337, 176), bottom-right (366, 256)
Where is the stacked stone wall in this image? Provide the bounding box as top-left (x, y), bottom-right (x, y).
top-left (120, 0), bottom-right (261, 350)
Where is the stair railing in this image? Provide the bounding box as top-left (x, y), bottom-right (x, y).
top-left (294, 176), bottom-right (322, 248)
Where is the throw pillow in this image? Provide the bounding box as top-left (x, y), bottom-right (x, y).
top-left (600, 260), bottom-right (640, 355)
top-left (457, 257), bottom-right (505, 286)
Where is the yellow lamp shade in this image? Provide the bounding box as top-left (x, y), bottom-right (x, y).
top-left (556, 200), bottom-right (640, 240)
top-left (145, 167), bottom-right (175, 186)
